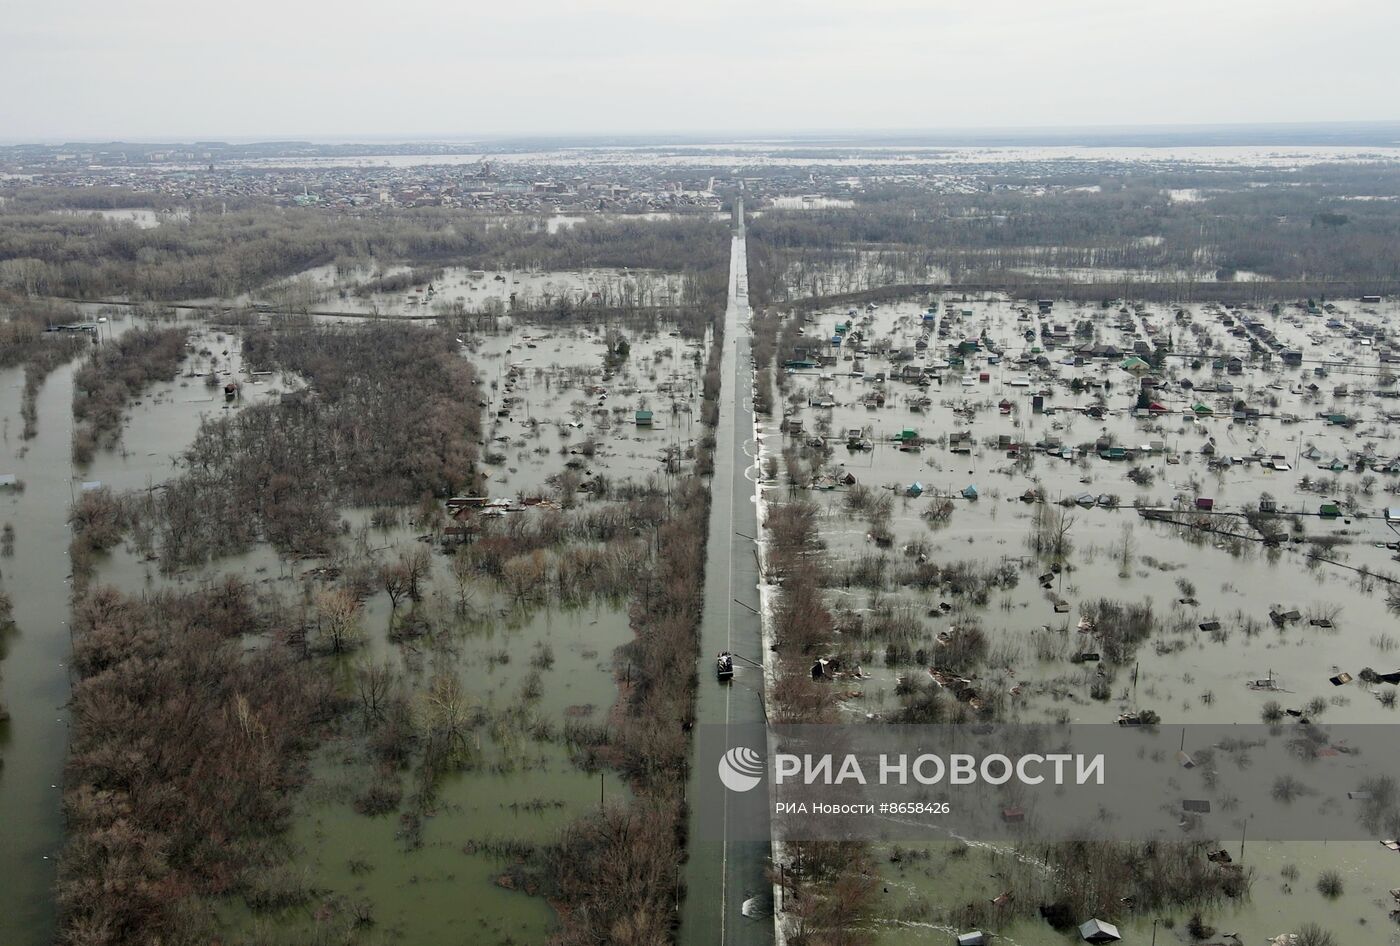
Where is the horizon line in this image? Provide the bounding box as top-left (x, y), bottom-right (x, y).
top-left (5, 119), bottom-right (1400, 149)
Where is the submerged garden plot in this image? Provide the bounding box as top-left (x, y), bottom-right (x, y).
top-left (754, 293), bottom-right (1400, 945)
top-left (29, 300), bottom-right (725, 946)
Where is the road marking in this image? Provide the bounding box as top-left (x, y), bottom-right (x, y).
top-left (720, 230), bottom-right (741, 945)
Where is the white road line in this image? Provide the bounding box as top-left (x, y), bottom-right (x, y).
top-left (720, 229), bottom-right (741, 945)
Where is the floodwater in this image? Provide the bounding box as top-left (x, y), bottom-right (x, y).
top-left (0, 315), bottom-right (283, 944)
top-left (769, 197), bottom-right (854, 210)
top-left (53, 207), bottom-right (187, 228)
top-left (756, 295), bottom-right (1400, 943)
top-left (217, 601), bottom-right (635, 946)
top-left (259, 263), bottom-right (687, 320)
top-left (0, 355), bottom-right (79, 945)
top-left (0, 301), bottom-right (711, 944)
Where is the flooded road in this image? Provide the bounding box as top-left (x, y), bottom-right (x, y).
top-left (680, 199), bottom-right (774, 946)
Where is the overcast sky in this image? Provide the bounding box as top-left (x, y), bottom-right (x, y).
top-left (4, 0), bottom-right (1398, 142)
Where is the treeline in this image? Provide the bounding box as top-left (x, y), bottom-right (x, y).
top-left (0, 185), bottom-right (182, 212)
top-left (2, 301), bottom-right (90, 438)
top-left (58, 579), bottom-right (342, 945)
top-left (122, 325), bottom-right (482, 567)
top-left (749, 163), bottom-right (1400, 305)
top-left (0, 294), bottom-right (86, 364)
top-left (0, 197), bottom-right (731, 303)
top-left (763, 499), bottom-right (881, 944)
top-left (352, 265), bottom-right (445, 297)
top-left (72, 326), bottom-right (187, 463)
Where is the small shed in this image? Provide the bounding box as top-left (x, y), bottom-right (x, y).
top-left (1079, 918), bottom-right (1122, 943)
top-left (956, 933), bottom-right (988, 946)
top-left (1195, 497), bottom-right (1214, 511)
top-left (635, 410), bottom-right (653, 427)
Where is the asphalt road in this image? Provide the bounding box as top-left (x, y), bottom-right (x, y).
top-left (677, 200), bottom-right (774, 946)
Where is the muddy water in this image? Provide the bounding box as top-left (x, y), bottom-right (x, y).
top-left (0, 317), bottom-right (285, 944)
top-left (2, 304), bottom-right (708, 944)
top-left (214, 313), bottom-right (703, 943)
top-left (460, 324), bottom-right (705, 497)
top-left (217, 600), bottom-right (635, 946)
top-left (255, 263), bottom-right (688, 320)
top-left (0, 357), bottom-right (80, 945)
top-left (758, 296), bottom-right (1400, 943)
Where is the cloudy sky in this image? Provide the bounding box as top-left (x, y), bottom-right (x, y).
top-left (4, 0), bottom-right (1398, 141)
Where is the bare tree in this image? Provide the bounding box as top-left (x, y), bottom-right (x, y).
top-left (316, 587), bottom-right (362, 654)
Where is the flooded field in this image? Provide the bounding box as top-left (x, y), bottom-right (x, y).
top-left (256, 263), bottom-right (688, 320)
top-left (0, 293), bottom-right (714, 945)
top-left (757, 293), bottom-right (1400, 944)
top-left (51, 207), bottom-right (190, 228)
